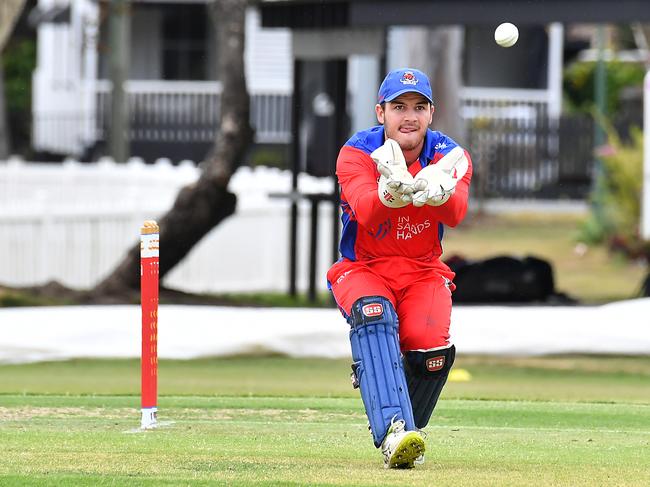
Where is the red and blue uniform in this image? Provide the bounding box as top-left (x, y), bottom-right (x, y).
top-left (327, 125), bottom-right (473, 351)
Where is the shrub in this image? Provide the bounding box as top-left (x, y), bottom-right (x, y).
top-left (563, 61), bottom-right (645, 116)
top-left (3, 38), bottom-right (36, 155)
top-left (581, 125), bottom-right (650, 261)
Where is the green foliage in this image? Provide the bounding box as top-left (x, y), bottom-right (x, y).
top-left (0, 288), bottom-right (63, 307)
top-left (601, 128), bottom-right (643, 236)
top-left (246, 145), bottom-right (289, 169)
top-left (159, 291), bottom-right (335, 308)
top-left (214, 291), bottom-right (334, 307)
top-left (3, 39), bottom-right (35, 114)
top-left (563, 61), bottom-right (645, 116)
top-left (580, 125), bottom-right (650, 260)
top-left (2, 38), bottom-right (36, 154)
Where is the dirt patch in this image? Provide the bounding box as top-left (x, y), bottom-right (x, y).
top-left (0, 407), bottom-right (134, 421)
top-left (0, 406), bottom-right (366, 423)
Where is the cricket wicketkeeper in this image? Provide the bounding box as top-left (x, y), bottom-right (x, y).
top-left (327, 68), bottom-right (473, 469)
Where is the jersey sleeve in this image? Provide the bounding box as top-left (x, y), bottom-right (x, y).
top-left (336, 145), bottom-right (393, 230)
top-left (421, 149), bottom-right (473, 227)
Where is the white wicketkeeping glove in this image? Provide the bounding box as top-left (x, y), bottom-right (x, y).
top-left (411, 165), bottom-right (457, 207)
top-left (411, 147), bottom-right (469, 207)
top-left (371, 139), bottom-right (427, 208)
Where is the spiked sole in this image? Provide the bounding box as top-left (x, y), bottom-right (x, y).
top-left (385, 432), bottom-right (426, 469)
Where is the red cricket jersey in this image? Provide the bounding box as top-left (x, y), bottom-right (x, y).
top-left (334, 125), bottom-right (473, 284)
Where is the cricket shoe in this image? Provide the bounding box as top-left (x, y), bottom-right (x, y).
top-left (414, 429), bottom-right (428, 465)
top-left (381, 418), bottom-right (425, 469)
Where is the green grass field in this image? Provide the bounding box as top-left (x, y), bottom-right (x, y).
top-left (1, 355), bottom-right (649, 486)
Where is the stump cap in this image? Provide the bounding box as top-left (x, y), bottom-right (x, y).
top-left (141, 220), bottom-right (160, 235)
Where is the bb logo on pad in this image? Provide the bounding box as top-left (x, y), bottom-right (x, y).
top-left (362, 303), bottom-right (383, 317)
top-left (426, 356), bottom-right (445, 371)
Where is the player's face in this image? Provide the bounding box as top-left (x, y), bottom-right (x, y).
top-left (375, 93), bottom-right (434, 155)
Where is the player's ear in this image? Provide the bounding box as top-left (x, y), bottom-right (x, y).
top-left (429, 104), bottom-right (435, 124)
top-left (375, 103), bottom-right (385, 125)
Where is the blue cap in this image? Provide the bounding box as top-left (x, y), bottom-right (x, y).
top-left (377, 68), bottom-right (433, 105)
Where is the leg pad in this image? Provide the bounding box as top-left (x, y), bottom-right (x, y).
top-left (348, 296), bottom-right (415, 447)
top-left (403, 344), bottom-right (455, 429)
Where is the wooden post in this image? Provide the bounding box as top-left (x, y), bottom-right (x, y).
top-left (108, 0), bottom-right (130, 162)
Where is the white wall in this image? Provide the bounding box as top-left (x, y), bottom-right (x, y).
top-left (348, 55), bottom-right (380, 133)
top-left (0, 159), bottom-right (337, 294)
top-left (245, 8), bottom-right (293, 92)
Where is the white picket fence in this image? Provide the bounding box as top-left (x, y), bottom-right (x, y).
top-left (0, 158), bottom-right (336, 293)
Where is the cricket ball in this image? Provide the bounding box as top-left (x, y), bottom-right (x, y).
top-left (495, 22), bottom-right (519, 48)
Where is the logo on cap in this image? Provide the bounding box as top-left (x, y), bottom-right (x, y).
top-left (426, 356), bottom-right (445, 372)
top-left (400, 71), bottom-right (418, 86)
top-left (378, 68), bottom-right (433, 104)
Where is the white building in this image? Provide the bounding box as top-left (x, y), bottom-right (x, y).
top-left (32, 0), bottom-right (293, 160)
top-left (31, 0), bottom-right (564, 165)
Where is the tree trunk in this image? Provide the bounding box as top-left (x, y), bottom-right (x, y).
top-left (108, 0), bottom-right (131, 162)
top-left (399, 26), bottom-right (466, 144)
top-left (427, 27), bottom-right (465, 145)
top-left (91, 0), bottom-right (254, 302)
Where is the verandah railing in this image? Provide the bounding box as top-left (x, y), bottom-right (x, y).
top-left (32, 83), bottom-right (626, 200)
top-left (466, 115), bottom-right (596, 201)
top-left (95, 80), bottom-right (292, 144)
